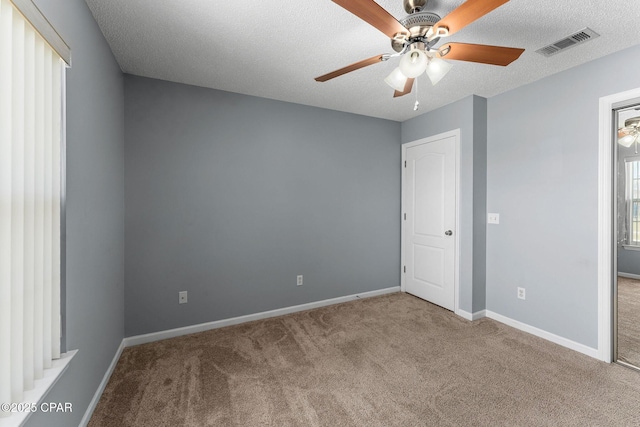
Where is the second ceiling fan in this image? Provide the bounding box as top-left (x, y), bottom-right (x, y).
top-left (315, 0), bottom-right (525, 98)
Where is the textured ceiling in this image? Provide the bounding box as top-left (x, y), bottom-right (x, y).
top-left (85, 0), bottom-right (640, 122)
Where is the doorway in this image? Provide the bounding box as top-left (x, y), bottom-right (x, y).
top-left (598, 86), bottom-right (640, 366)
top-left (614, 105), bottom-right (640, 370)
top-left (401, 130), bottom-right (460, 312)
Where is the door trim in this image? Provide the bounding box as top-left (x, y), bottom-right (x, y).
top-left (401, 129), bottom-right (461, 316)
top-left (598, 86), bottom-right (640, 362)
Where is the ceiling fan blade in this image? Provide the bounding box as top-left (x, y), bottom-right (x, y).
top-left (438, 42), bottom-right (524, 66)
top-left (332, 0), bottom-right (408, 39)
top-left (433, 0), bottom-right (509, 37)
top-left (315, 54), bottom-right (384, 82)
top-left (393, 78), bottom-right (414, 97)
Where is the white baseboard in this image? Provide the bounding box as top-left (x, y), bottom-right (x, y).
top-left (79, 340), bottom-right (125, 427)
top-left (485, 310), bottom-right (599, 359)
top-left (124, 286), bottom-right (400, 347)
top-left (618, 272), bottom-right (640, 280)
top-left (458, 310), bottom-right (600, 361)
top-left (456, 309), bottom-right (486, 321)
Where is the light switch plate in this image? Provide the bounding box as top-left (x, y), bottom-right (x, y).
top-left (488, 213), bottom-right (500, 224)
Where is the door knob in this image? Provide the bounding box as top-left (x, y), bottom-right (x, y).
top-left (445, 230), bottom-right (453, 236)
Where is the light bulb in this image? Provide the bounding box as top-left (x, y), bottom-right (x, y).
top-left (619, 133), bottom-right (637, 148)
top-left (425, 57), bottom-right (452, 85)
top-left (399, 50), bottom-right (428, 78)
top-left (384, 67), bottom-right (408, 92)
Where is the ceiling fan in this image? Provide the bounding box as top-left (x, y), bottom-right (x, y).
top-left (315, 0), bottom-right (525, 101)
top-left (619, 117), bottom-right (640, 149)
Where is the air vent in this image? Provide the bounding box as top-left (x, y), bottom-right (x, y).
top-left (536, 27), bottom-right (600, 57)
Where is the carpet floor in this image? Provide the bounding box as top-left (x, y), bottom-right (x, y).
top-left (618, 276), bottom-right (640, 368)
top-left (89, 293), bottom-right (640, 426)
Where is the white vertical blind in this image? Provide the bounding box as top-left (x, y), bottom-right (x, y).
top-left (51, 54), bottom-right (61, 361)
top-left (43, 46), bottom-right (53, 371)
top-left (33, 34), bottom-right (45, 382)
top-left (10, 5), bottom-right (25, 404)
top-left (0, 0), bottom-right (64, 418)
top-left (0, 0), bottom-right (14, 413)
top-left (22, 15), bottom-right (35, 393)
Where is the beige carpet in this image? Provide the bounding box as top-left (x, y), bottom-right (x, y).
top-left (618, 276), bottom-right (640, 368)
top-left (89, 293), bottom-right (640, 426)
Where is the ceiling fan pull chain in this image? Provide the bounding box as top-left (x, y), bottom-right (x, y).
top-left (414, 77), bottom-right (420, 111)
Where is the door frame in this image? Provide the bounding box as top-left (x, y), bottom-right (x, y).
top-left (598, 86), bottom-right (640, 362)
top-left (401, 129), bottom-right (461, 315)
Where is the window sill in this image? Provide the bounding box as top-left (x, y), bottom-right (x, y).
top-left (622, 245), bottom-right (640, 252)
top-left (0, 350), bottom-right (77, 427)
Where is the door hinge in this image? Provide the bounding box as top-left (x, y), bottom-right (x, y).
top-left (404, 161), bottom-right (406, 168)
top-left (403, 213), bottom-right (406, 220)
top-left (403, 266), bottom-right (406, 273)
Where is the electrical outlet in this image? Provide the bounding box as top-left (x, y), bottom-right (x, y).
top-left (179, 291), bottom-right (188, 304)
top-left (488, 213), bottom-right (500, 224)
top-left (297, 275), bottom-right (303, 286)
top-left (517, 287), bottom-right (525, 300)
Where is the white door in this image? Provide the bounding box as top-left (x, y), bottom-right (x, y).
top-left (403, 133), bottom-right (457, 311)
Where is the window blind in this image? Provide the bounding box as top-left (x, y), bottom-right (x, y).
top-left (0, 0), bottom-right (64, 418)
top-left (626, 159), bottom-right (640, 246)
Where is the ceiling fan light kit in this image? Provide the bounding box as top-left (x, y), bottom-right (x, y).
top-left (384, 67), bottom-right (409, 92)
top-left (315, 0), bottom-right (525, 108)
top-left (619, 134), bottom-right (637, 148)
top-left (619, 117), bottom-right (640, 149)
top-left (399, 46), bottom-right (428, 78)
top-left (425, 56), bottom-right (453, 85)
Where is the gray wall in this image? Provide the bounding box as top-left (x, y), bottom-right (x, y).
top-left (486, 44), bottom-right (640, 349)
top-left (472, 96), bottom-right (488, 311)
top-left (619, 248), bottom-right (640, 276)
top-left (26, 0), bottom-right (125, 426)
top-left (401, 95), bottom-right (487, 314)
top-left (124, 75), bottom-right (401, 337)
